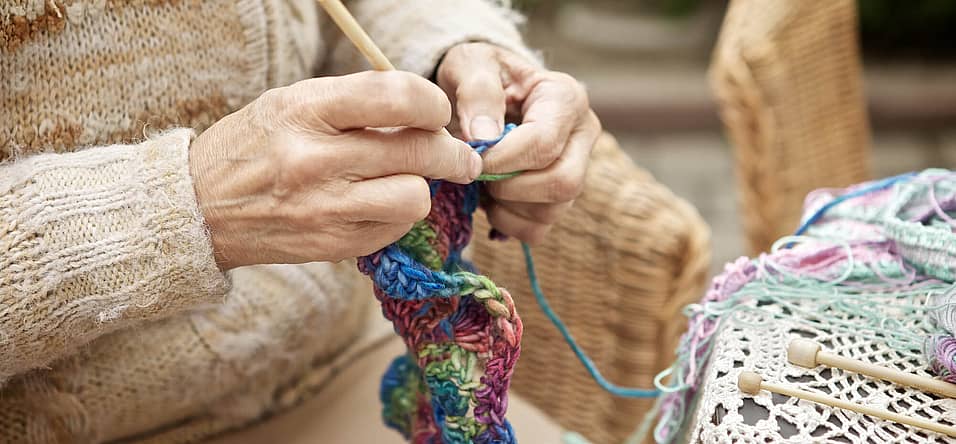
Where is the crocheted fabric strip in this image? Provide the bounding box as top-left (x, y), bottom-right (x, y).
top-left (358, 127), bottom-right (522, 444)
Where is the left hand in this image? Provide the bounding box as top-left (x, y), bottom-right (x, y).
top-left (436, 42), bottom-right (601, 244)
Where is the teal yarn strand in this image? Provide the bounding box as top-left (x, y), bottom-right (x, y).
top-left (522, 242), bottom-right (661, 398)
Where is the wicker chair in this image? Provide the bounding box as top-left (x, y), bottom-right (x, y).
top-left (471, 133), bottom-right (712, 444)
top-left (709, 0), bottom-right (872, 255)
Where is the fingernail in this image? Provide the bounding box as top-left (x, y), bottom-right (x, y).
top-left (471, 116), bottom-right (500, 141)
top-left (469, 151), bottom-right (483, 181)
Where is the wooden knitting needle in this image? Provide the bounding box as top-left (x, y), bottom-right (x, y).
top-left (788, 338), bottom-right (956, 399)
top-left (316, 0), bottom-right (395, 71)
top-left (738, 371), bottom-right (956, 437)
top-left (316, 0), bottom-right (468, 143)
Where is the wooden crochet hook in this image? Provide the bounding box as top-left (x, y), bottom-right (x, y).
top-left (788, 338), bottom-right (956, 399)
top-left (738, 371), bottom-right (956, 437)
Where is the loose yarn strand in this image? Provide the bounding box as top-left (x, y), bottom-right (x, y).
top-left (522, 242), bottom-right (661, 398)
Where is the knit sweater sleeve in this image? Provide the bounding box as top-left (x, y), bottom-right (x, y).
top-left (0, 129), bottom-right (230, 384)
top-left (325, 0), bottom-right (540, 76)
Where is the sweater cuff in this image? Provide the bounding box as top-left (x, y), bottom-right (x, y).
top-left (0, 129), bottom-right (230, 381)
top-left (2, 128), bottom-right (228, 327)
top-left (334, 0), bottom-right (542, 77)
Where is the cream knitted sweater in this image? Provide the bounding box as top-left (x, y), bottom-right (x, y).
top-left (0, 1), bottom-right (534, 442)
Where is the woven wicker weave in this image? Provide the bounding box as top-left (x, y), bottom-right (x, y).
top-left (471, 133), bottom-right (711, 444)
top-left (710, 0), bottom-right (872, 255)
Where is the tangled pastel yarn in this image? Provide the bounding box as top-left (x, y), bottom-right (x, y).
top-left (649, 170), bottom-right (956, 444)
top-left (358, 124), bottom-right (522, 444)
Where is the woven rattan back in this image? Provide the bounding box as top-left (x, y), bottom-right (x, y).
top-left (710, 0), bottom-right (872, 254)
top-left (471, 133), bottom-right (711, 443)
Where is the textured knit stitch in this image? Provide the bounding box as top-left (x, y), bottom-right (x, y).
top-left (358, 128), bottom-right (523, 443)
top-left (0, 1), bottom-right (536, 442)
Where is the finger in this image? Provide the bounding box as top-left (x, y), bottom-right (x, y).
top-left (251, 221), bottom-right (413, 263)
top-left (344, 221), bottom-right (417, 258)
top-left (339, 174), bottom-right (433, 223)
top-left (486, 116), bottom-right (598, 203)
top-left (484, 201), bottom-right (552, 245)
top-left (340, 128), bottom-right (482, 184)
top-left (437, 44), bottom-right (508, 141)
top-left (495, 201), bottom-right (573, 226)
top-left (281, 71), bottom-right (452, 132)
top-left (481, 74), bottom-right (588, 173)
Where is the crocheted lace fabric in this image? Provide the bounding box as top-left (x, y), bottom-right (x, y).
top-left (660, 169), bottom-right (956, 443)
top-left (684, 282), bottom-right (956, 442)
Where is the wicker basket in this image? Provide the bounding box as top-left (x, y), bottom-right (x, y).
top-left (471, 133), bottom-right (711, 444)
top-left (710, 0), bottom-right (872, 255)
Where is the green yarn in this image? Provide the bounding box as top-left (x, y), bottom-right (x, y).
top-left (477, 171), bottom-right (522, 181)
top-left (382, 358), bottom-right (425, 434)
top-left (398, 220), bottom-right (443, 270)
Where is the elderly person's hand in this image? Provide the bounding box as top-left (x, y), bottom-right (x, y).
top-left (437, 42), bottom-right (601, 244)
top-left (190, 71), bottom-right (481, 270)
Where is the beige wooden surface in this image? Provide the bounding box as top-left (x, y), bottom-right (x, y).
top-left (207, 335), bottom-right (565, 444)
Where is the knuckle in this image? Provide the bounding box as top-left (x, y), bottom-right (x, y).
top-left (260, 85), bottom-right (287, 105)
top-left (548, 173), bottom-right (585, 202)
top-left (448, 145), bottom-right (473, 179)
top-left (272, 140), bottom-right (314, 179)
top-left (527, 134), bottom-right (563, 168)
top-left (576, 84), bottom-right (591, 109)
top-left (382, 71), bottom-right (418, 100)
top-left (589, 110), bottom-right (603, 133)
top-left (402, 134), bottom-right (431, 173)
top-left (537, 205), bottom-right (567, 225)
top-left (256, 86), bottom-right (290, 117)
top-left (552, 71), bottom-right (578, 87)
top-left (551, 72), bottom-right (589, 107)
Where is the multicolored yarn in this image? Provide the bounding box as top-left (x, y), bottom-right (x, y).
top-left (647, 169), bottom-right (956, 444)
top-left (358, 124), bottom-right (523, 444)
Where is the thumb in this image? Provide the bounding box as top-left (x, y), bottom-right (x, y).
top-left (456, 67), bottom-right (507, 141)
top-left (438, 44), bottom-right (507, 141)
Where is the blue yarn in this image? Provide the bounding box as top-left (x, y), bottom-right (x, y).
top-left (380, 355), bottom-right (419, 437)
top-left (476, 422), bottom-right (516, 444)
top-left (468, 123), bottom-right (517, 154)
top-left (792, 172), bottom-right (918, 237)
top-left (521, 242), bottom-right (661, 398)
top-left (365, 245), bottom-right (464, 300)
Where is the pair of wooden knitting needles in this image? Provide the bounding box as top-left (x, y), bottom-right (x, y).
top-left (739, 338), bottom-right (956, 437)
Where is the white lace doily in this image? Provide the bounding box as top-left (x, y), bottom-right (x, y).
top-left (684, 299), bottom-right (956, 443)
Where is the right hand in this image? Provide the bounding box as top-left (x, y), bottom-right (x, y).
top-left (190, 71), bottom-right (482, 270)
